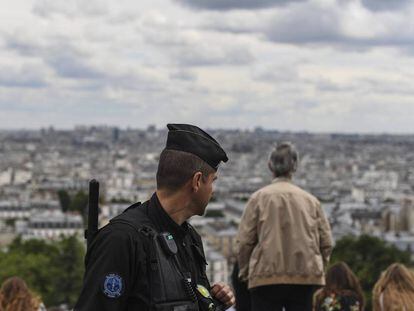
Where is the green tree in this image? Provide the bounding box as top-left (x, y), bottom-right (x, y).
top-left (331, 234), bottom-right (412, 310)
top-left (51, 236), bottom-right (85, 307)
top-left (0, 236), bottom-right (85, 308)
top-left (0, 238), bottom-right (59, 305)
top-left (8, 236), bottom-right (58, 255)
top-left (69, 190), bottom-right (88, 214)
top-left (5, 218), bottom-right (17, 227)
top-left (58, 189), bottom-right (71, 212)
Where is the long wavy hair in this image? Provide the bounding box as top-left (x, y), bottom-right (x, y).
top-left (373, 263), bottom-right (414, 311)
top-left (0, 277), bottom-right (41, 311)
top-left (314, 262), bottom-right (365, 311)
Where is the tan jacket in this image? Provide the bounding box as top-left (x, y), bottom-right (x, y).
top-left (237, 178), bottom-right (333, 289)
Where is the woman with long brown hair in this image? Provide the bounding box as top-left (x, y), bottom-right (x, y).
top-left (0, 277), bottom-right (45, 311)
top-left (314, 262), bottom-right (364, 311)
top-left (373, 263), bottom-right (414, 311)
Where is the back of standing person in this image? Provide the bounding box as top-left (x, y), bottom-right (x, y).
top-left (313, 262), bottom-right (364, 311)
top-left (0, 276), bottom-right (46, 311)
top-left (237, 142), bottom-right (333, 311)
top-left (372, 263), bottom-right (414, 311)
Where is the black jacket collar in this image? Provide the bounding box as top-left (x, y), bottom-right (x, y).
top-left (147, 193), bottom-right (189, 240)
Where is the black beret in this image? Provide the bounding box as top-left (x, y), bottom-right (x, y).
top-left (165, 124), bottom-right (228, 170)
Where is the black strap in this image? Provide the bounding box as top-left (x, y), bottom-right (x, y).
top-left (109, 219), bottom-right (142, 232)
top-left (110, 217), bottom-right (158, 268)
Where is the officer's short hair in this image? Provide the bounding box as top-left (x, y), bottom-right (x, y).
top-left (156, 149), bottom-right (215, 191)
top-left (269, 142), bottom-right (299, 177)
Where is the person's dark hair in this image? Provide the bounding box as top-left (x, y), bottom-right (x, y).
top-left (314, 262), bottom-right (365, 310)
top-left (156, 149), bottom-right (215, 191)
top-left (268, 142), bottom-right (298, 177)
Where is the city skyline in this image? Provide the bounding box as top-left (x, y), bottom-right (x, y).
top-left (2, 124), bottom-right (414, 136)
top-left (1, 0), bottom-right (414, 133)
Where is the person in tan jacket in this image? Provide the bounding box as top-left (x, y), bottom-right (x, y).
top-left (237, 142), bottom-right (333, 311)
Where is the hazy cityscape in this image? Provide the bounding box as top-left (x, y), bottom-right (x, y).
top-left (1, 125), bottom-right (414, 287)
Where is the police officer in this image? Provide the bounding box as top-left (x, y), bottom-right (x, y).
top-left (75, 124), bottom-right (235, 310)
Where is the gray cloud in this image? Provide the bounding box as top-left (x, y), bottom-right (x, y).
top-left (200, 1), bottom-right (414, 52)
top-left (314, 78), bottom-right (352, 93)
top-left (6, 35), bottom-right (105, 80)
top-left (142, 29), bottom-right (194, 47)
top-left (198, 3), bottom-right (345, 45)
top-left (293, 100), bottom-right (319, 110)
top-left (174, 46), bottom-right (254, 66)
top-left (174, 0), bottom-right (305, 10)
top-left (4, 31), bottom-right (166, 97)
top-left (199, 11), bottom-right (264, 34)
top-left (251, 64), bottom-right (300, 83)
top-left (6, 36), bottom-right (42, 57)
top-left (307, 75), bottom-right (414, 98)
top-left (47, 52), bottom-right (105, 80)
top-left (265, 6), bottom-right (343, 44)
top-left (360, 0), bottom-right (410, 12)
top-left (33, 0), bottom-right (108, 18)
top-left (0, 65), bottom-right (48, 88)
top-left (169, 69), bottom-right (198, 81)
top-left (357, 77), bottom-right (414, 96)
top-left (139, 18), bottom-right (255, 66)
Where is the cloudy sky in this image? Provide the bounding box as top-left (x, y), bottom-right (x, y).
top-left (1, 0), bottom-right (414, 133)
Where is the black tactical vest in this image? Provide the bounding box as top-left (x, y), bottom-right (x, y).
top-left (109, 202), bottom-right (200, 311)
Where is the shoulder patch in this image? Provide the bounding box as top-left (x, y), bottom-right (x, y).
top-left (102, 274), bottom-right (123, 298)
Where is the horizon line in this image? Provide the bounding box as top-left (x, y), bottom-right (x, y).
top-left (1, 125), bottom-right (414, 137)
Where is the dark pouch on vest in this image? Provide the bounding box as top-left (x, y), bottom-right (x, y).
top-left (148, 233), bottom-right (200, 311)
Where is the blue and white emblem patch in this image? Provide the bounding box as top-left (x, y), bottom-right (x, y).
top-left (102, 274), bottom-right (123, 298)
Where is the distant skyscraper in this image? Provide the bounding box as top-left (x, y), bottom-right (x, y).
top-left (112, 127), bottom-right (120, 143)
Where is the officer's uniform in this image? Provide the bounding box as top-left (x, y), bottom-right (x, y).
top-left (75, 124), bottom-right (228, 311)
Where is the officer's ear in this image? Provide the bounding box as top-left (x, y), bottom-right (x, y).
top-left (191, 172), bottom-right (203, 192)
